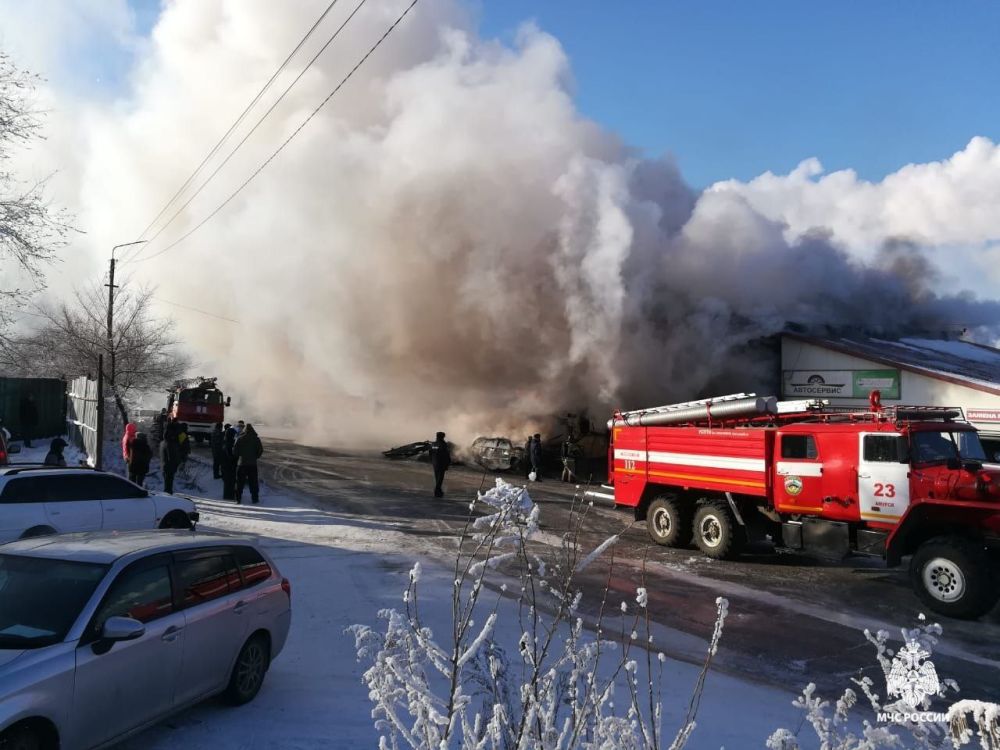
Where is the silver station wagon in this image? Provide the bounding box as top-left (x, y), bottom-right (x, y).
top-left (0, 531), bottom-right (291, 750)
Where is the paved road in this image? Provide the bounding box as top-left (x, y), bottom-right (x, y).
top-left (255, 437), bottom-right (1000, 702)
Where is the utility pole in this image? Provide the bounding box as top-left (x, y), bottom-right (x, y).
top-left (106, 241), bottom-right (146, 425)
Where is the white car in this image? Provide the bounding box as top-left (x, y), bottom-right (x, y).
top-left (0, 467), bottom-right (199, 544)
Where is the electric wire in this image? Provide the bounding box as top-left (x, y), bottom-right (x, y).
top-left (126, 0), bottom-right (372, 263)
top-left (154, 297), bottom-right (242, 324)
top-left (121, 0), bottom-right (342, 263)
top-left (132, 0), bottom-right (421, 265)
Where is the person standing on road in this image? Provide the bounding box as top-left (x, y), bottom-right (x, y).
top-left (121, 423), bottom-right (136, 465)
top-left (18, 393), bottom-right (38, 448)
top-left (152, 408), bottom-right (166, 444)
top-left (160, 421), bottom-right (181, 494)
top-left (127, 433), bottom-right (153, 487)
top-left (530, 433), bottom-right (543, 481)
top-left (523, 435), bottom-right (533, 479)
top-left (429, 431), bottom-right (451, 498)
top-left (177, 423), bottom-right (191, 465)
top-left (561, 437), bottom-right (578, 483)
top-left (234, 423), bottom-right (263, 504)
top-left (222, 423), bottom-right (238, 500)
top-left (210, 422), bottom-right (225, 479)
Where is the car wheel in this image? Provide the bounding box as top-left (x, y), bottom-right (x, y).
top-left (224, 634), bottom-right (270, 705)
top-left (910, 536), bottom-right (998, 619)
top-left (693, 501), bottom-right (743, 560)
top-left (159, 511), bottom-right (192, 530)
top-left (19, 526), bottom-right (56, 540)
top-left (0, 724), bottom-right (42, 750)
top-left (646, 496), bottom-right (692, 548)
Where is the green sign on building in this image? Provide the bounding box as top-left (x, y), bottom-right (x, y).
top-left (782, 369), bottom-right (901, 399)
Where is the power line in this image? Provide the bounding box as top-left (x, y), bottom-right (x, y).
top-left (127, 0), bottom-right (371, 264)
top-left (133, 0), bottom-right (421, 265)
top-left (122, 0), bottom-right (342, 263)
top-left (154, 296), bottom-right (242, 324)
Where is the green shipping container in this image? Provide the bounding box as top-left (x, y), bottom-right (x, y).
top-left (0, 377), bottom-right (67, 441)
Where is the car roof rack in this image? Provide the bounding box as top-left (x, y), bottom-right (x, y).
top-left (0, 465), bottom-right (98, 475)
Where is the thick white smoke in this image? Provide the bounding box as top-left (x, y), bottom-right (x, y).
top-left (6, 0), bottom-right (1000, 446)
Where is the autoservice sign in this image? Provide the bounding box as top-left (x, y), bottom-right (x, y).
top-left (782, 369), bottom-right (900, 399)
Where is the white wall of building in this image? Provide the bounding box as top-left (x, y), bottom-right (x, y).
top-left (781, 337), bottom-right (1000, 437)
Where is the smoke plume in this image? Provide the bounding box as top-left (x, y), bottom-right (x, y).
top-left (6, 0), bottom-right (1000, 445)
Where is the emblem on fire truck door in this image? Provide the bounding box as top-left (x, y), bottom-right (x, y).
top-left (784, 476), bottom-right (803, 496)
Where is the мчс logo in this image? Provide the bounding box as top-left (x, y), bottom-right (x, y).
top-left (886, 641), bottom-right (940, 709)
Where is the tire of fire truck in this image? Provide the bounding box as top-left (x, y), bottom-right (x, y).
top-left (909, 536), bottom-right (999, 619)
top-left (693, 501), bottom-right (744, 560)
top-left (646, 496), bottom-right (692, 548)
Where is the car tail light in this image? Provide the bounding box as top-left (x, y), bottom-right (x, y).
top-left (281, 577), bottom-right (291, 602)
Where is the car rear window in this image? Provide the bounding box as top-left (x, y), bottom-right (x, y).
top-left (176, 554), bottom-right (240, 606)
top-left (234, 546), bottom-right (272, 587)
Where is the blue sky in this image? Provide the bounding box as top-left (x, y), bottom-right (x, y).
top-left (118, 1), bottom-right (999, 188)
top-left (475, 1), bottom-right (1000, 187)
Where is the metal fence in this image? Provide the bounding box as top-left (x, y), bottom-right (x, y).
top-left (67, 370), bottom-right (103, 468)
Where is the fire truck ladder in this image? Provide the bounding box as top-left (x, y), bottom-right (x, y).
top-left (617, 392), bottom-right (757, 419)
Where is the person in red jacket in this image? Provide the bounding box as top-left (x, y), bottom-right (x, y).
top-left (122, 423), bottom-right (137, 464)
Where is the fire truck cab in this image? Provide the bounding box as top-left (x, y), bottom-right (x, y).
top-left (602, 392), bottom-right (1000, 619)
top-left (166, 378), bottom-right (230, 443)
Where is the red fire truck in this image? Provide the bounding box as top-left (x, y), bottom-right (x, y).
top-left (166, 378), bottom-right (231, 443)
top-left (597, 392), bottom-right (1000, 618)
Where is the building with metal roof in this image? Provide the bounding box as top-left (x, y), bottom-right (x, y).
top-left (781, 332), bottom-right (1000, 457)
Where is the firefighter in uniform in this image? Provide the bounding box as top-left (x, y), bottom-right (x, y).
top-left (429, 432), bottom-right (451, 498)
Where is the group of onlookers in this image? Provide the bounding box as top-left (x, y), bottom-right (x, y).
top-left (522, 433), bottom-right (584, 483)
top-left (121, 417), bottom-right (263, 503)
top-left (210, 421), bottom-right (264, 504)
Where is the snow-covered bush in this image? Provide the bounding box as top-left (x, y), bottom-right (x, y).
top-left (767, 616), bottom-right (1000, 750)
top-left (349, 478), bottom-right (730, 750)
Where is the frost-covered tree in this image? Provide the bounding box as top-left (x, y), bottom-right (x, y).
top-left (0, 53), bottom-right (71, 340)
top-left (349, 479), bottom-right (730, 750)
top-left (4, 283), bottom-right (189, 423)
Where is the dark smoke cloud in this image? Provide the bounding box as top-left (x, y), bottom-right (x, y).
top-left (16, 1), bottom-right (1000, 445)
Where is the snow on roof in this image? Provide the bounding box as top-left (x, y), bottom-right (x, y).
top-left (787, 333), bottom-right (1000, 395)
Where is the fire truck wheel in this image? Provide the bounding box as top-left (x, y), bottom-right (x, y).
top-left (693, 502), bottom-right (743, 560)
top-left (646, 496), bottom-right (691, 548)
top-left (910, 536), bottom-right (998, 619)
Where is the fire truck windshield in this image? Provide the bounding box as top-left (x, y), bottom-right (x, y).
top-left (178, 389), bottom-right (222, 405)
top-left (911, 430), bottom-right (987, 465)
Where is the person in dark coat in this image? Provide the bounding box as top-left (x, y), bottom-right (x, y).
top-left (44, 437), bottom-right (68, 467)
top-left (234, 423), bottom-right (263, 504)
top-left (429, 431), bottom-right (451, 498)
top-left (524, 435), bottom-right (532, 479)
top-left (19, 394), bottom-right (39, 447)
top-left (178, 423), bottom-right (191, 465)
top-left (159, 421), bottom-right (181, 494)
top-left (127, 433), bottom-right (153, 487)
top-left (530, 433), bottom-right (543, 481)
top-left (210, 422), bottom-right (225, 479)
top-left (152, 408), bottom-right (167, 444)
top-left (222, 424), bottom-right (237, 500)
top-left (561, 437), bottom-right (577, 483)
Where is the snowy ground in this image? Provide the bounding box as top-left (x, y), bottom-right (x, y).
top-left (63, 457), bottom-right (802, 749)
